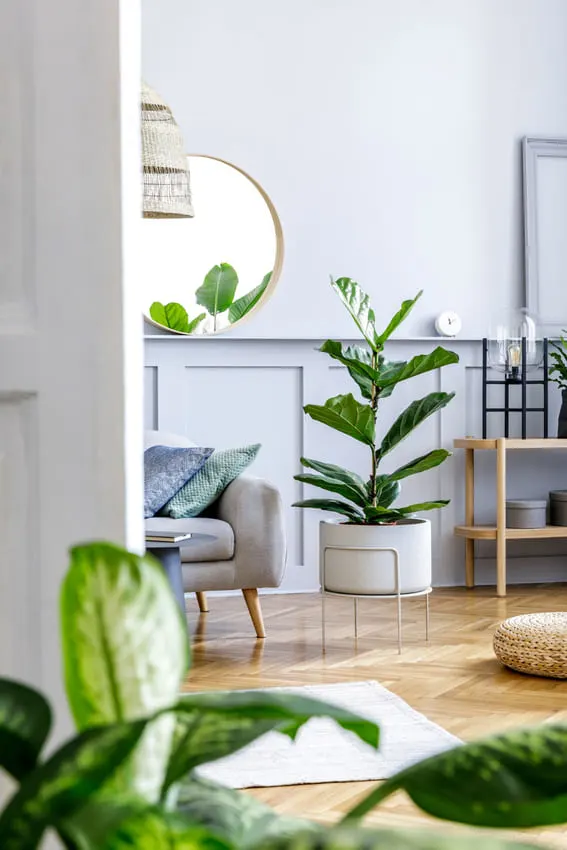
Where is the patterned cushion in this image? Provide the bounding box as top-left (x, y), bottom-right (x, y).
top-left (144, 445), bottom-right (213, 518)
top-left (161, 444), bottom-right (261, 519)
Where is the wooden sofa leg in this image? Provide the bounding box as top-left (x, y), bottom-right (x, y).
top-left (242, 588), bottom-right (266, 638)
top-left (196, 592), bottom-right (209, 613)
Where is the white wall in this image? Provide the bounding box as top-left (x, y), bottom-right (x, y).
top-left (142, 0), bottom-right (567, 339)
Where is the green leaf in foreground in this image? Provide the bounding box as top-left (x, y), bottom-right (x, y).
top-left (61, 543), bottom-right (189, 802)
top-left (100, 808), bottom-right (231, 850)
top-left (229, 272), bottom-right (272, 323)
top-left (256, 826), bottom-right (540, 850)
top-left (0, 720), bottom-right (147, 850)
top-left (163, 690), bottom-right (379, 793)
top-left (177, 778), bottom-right (313, 850)
top-left (0, 678), bottom-right (52, 781)
top-left (343, 724), bottom-right (567, 829)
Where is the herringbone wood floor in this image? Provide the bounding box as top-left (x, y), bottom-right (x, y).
top-left (182, 586), bottom-right (567, 848)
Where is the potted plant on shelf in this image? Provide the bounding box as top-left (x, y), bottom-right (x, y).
top-left (549, 330), bottom-right (567, 437)
top-left (293, 277), bottom-right (459, 596)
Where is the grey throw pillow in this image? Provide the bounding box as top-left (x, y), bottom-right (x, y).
top-left (144, 445), bottom-right (213, 518)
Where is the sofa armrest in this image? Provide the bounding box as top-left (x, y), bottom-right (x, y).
top-left (215, 475), bottom-right (286, 589)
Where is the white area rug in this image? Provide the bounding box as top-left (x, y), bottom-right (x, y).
top-left (197, 680), bottom-right (460, 789)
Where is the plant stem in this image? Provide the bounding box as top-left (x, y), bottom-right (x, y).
top-left (370, 350), bottom-right (379, 507)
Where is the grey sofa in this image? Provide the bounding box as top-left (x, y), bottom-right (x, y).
top-left (145, 430), bottom-right (286, 637)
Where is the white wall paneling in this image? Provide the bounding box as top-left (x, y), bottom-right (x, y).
top-left (145, 336), bottom-right (567, 592)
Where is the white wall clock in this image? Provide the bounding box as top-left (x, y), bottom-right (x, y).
top-left (435, 311), bottom-right (462, 337)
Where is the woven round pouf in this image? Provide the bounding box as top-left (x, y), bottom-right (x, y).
top-left (493, 613), bottom-right (567, 678)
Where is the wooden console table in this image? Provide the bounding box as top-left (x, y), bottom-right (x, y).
top-left (454, 438), bottom-right (567, 597)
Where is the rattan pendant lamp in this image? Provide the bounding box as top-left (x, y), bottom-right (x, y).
top-left (141, 81), bottom-right (194, 218)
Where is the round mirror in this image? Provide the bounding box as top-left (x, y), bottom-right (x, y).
top-left (141, 155), bottom-right (283, 335)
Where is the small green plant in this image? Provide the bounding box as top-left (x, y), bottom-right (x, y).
top-left (150, 265), bottom-right (272, 334)
top-left (549, 331), bottom-right (567, 389)
top-left (293, 278), bottom-right (459, 524)
top-left (0, 541), bottom-right (564, 849)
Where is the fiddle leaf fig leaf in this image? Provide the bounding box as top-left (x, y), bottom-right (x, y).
top-left (149, 302), bottom-right (191, 333)
top-left (299, 458), bottom-right (368, 503)
top-left (304, 394), bottom-right (375, 446)
top-left (375, 291), bottom-right (423, 347)
top-left (61, 543), bottom-right (189, 802)
top-left (330, 278), bottom-right (378, 350)
top-left (294, 473), bottom-right (366, 507)
top-left (380, 393), bottom-right (455, 457)
top-left (390, 449), bottom-right (451, 481)
top-left (378, 348), bottom-right (459, 387)
top-left (0, 678), bottom-right (52, 781)
top-left (229, 272), bottom-right (272, 324)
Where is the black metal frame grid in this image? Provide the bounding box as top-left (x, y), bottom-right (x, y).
top-left (482, 337), bottom-right (549, 439)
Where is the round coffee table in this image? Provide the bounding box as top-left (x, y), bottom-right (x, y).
top-left (145, 532), bottom-right (216, 621)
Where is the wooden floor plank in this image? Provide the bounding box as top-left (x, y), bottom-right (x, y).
top-left (183, 585), bottom-right (567, 847)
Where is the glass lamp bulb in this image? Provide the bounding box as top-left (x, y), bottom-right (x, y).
top-left (507, 343), bottom-right (521, 369)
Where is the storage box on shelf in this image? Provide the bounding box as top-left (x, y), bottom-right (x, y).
top-left (454, 438), bottom-right (567, 597)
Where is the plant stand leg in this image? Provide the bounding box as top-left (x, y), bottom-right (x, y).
top-left (425, 592), bottom-right (430, 642)
top-left (465, 447), bottom-right (475, 587)
top-left (496, 438), bottom-right (507, 597)
top-left (353, 597), bottom-right (358, 639)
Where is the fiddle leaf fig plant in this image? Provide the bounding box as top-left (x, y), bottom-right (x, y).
top-left (293, 278), bottom-right (459, 524)
top-left (0, 540), bottom-right (563, 848)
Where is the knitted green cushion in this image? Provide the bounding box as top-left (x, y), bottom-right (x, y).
top-left (161, 444), bottom-right (261, 519)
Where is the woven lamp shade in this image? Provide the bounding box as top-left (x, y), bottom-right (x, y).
top-left (141, 81), bottom-right (194, 218)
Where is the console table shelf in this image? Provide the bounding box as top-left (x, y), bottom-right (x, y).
top-left (454, 438), bottom-right (567, 597)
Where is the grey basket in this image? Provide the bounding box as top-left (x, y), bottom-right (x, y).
top-left (506, 499), bottom-right (547, 529)
top-left (550, 491), bottom-right (567, 527)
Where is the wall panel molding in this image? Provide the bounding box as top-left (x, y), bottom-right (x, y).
top-left (145, 337), bottom-right (567, 591)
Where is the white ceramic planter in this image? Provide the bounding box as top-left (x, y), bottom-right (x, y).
top-left (320, 519), bottom-right (432, 596)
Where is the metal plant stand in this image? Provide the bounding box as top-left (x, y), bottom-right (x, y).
top-left (320, 544), bottom-right (431, 654)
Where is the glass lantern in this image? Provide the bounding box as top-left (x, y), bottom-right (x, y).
top-left (487, 309), bottom-right (543, 382)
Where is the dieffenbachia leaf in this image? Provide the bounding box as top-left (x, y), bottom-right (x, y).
top-left (378, 348), bottom-right (459, 387)
top-left (390, 449), bottom-right (451, 481)
top-left (374, 291), bottom-right (423, 347)
top-left (196, 264), bottom-right (239, 319)
top-left (0, 678), bottom-right (52, 781)
top-left (255, 826), bottom-right (539, 850)
top-left (0, 720), bottom-right (147, 850)
top-left (304, 394), bottom-right (375, 446)
top-left (162, 690), bottom-right (379, 793)
top-left (330, 278), bottom-right (378, 350)
top-left (292, 498), bottom-right (365, 522)
top-left (177, 777), bottom-right (313, 850)
top-left (229, 272), bottom-right (272, 324)
top-left (343, 725), bottom-right (567, 829)
top-left (380, 393), bottom-right (455, 457)
top-left (60, 543), bottom-right (189, 802)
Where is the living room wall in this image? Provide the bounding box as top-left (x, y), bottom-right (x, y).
top-left (143, 0), bottom-right (567, 592)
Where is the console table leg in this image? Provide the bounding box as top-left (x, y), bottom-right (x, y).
top-left (496, 439), bottom-right (507, 597)
top-left (465, 448), bottom-right (475, 588)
